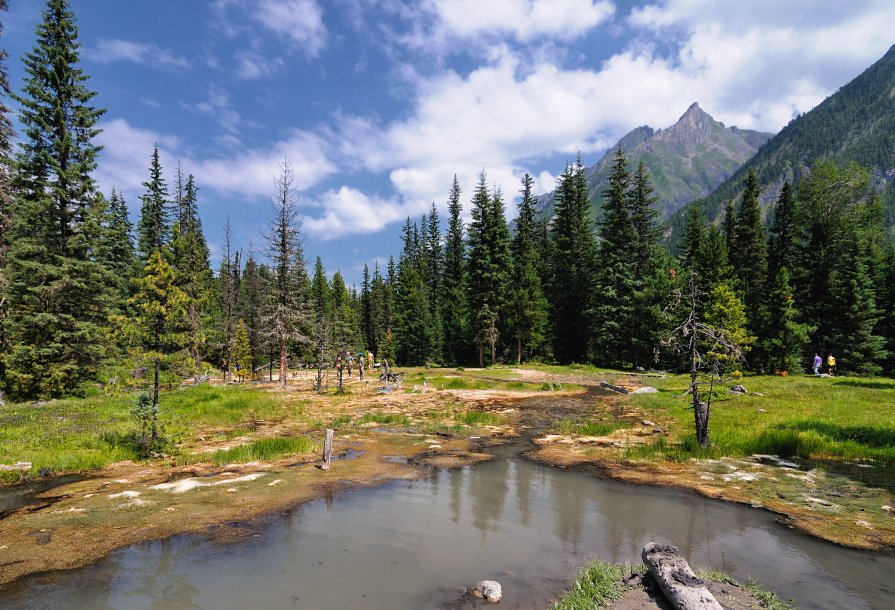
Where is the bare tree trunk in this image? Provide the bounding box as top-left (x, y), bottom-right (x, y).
top-left (151, 356), bottom-right (160, 443)
top-left (478, 342), bottom-right (484, 368)
top-left (322, 428), bottom-right (333, 470)
top-left (517, 336), bottom-right (522, 365)
top-left (279, 337), bottom-right (287, 386)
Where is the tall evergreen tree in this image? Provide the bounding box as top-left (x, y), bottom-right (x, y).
top-left (331, 271), bottom-right (361, 352)
top-left (424, 202), bottom-right (444, 359)
top-left (136, 145), bottom-right (169, 260)
top-left (239, 247), bottom-right (264, 379)
top-left (263, 160), bottom-right (310, 385)
top-left (795, 160), bottom-right (872, 361)
top-left (169, 174), bottom-right (211, 376)
top-left (466, 172), bottom-right (511, 366)
top-left (508, 173), bottom-right (548, 363)
top-left (627, 160), bottom-right (668, 368)
top-left (3, 0), bottom-right (113, 399)
top-left (593, 148), bottom-right (637, 366)
top-left (360, 262), bottom-right (372, 349)
top-left (394, 260), bottom-right (434, 365)
top-left (767, 182), bottom-right (797, 276)
top-left (441, 175), bottom-right (468, 365)
top-left (548, 159), bottom-right (596, 364)
top-left (729, 170), bottom-right (767, 336)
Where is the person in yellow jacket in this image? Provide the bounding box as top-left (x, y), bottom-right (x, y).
top-left (827, 353), bottom-right (836, 376)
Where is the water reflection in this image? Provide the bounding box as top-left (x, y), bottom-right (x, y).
top-left (3, 445), bottom-right (894, 610)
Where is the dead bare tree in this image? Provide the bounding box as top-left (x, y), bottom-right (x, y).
top-left (263, 159), bottom-right (311, 387)
top-left (664, 273), bottom-right (744, 448)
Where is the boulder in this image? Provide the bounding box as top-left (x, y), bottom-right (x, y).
top-left (473, 580), bottom-right (502, 603)
top-left (729, 384), bottom-right (747, 394)
top-left (632, 386), bottom-right (659, 394)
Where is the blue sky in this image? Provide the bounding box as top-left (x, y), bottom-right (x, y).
top-left (3, 0), bottom-right (895, 285)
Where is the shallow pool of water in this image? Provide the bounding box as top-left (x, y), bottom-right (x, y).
top-left (4, 445), bottom-right (893, 609)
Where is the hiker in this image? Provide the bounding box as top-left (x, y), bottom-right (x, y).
top-left (827, 353), bottom-right (836, 376)
top-left (358, 352), bottom-right (365, 381)
top-left (812, 353), bottom-right (822, 375)
top-left (367, 350), bottom-right (374, 369)
top-left (346, 352), bottom-right (354, 377)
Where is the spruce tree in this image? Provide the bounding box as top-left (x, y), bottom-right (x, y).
top-left (263, 160), bottom-right (310, 384)
top-left (466, 173), bottom-right (511, 366)
top-left (331, 271), bottom-right (361, 352)
top-left (548, 159), bottom-right (596, 364)
top-left (239, 248), bottom-right (264, 378)
top-left (425, 203), bottom-right (444, 360)
top-left (627, 161), bottom-right (668, 368)
top-left (231, 319), bottom-right (252, 382)
top-left (137, 145), bottom-right (170, 261)
top-left (795, 160), bottom-right (872, 359)
top-left (131, 250), bottom-right (188, 444)
top-left (594, 148), bottom-right (637, 367)
top-left (369, 262), bottom-right (387, 357)
top-left (3, 0), bottom-right (113, 399)
top-left (729, 170), bottom-right (767, 338)
top-left (310, 257), bottom-right (332, 379)
top-left (762, 267), bottom-right (811, 373)
top-left (508, 173), bottom-right (548, 363)
top-left (394, 261), bottom-right (434, 365)
top-left (441, 175), bottom-right (468, 365)
top-left (767, 182), bottom-right (797, 276)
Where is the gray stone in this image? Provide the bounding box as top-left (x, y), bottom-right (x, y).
top-left (473, 580), bottom-right (502, 603)
top-left (632, 386), bottom-right (659, 394)
top-left (729, 384), bottom-right (747, 394)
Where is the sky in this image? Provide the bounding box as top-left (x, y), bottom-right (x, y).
top-left (3, 0), bottom-right (895, 285)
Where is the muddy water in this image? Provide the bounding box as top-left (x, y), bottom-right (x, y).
top-left (4, 446), bottom-right (894, 609)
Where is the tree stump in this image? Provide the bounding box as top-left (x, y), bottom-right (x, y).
top-left (322, 428), bottom-right (334, 471)
top-left (641, 542), bottom-right (723, 610)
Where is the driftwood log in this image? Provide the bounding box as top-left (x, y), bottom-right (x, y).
top-left (642, 542), bottom-right (723, 610)
top-left (599, 381), bottom-right (629, 394)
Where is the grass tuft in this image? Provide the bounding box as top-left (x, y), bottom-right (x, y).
top-left (210, 436), bottom-right (317, 466)
top-left (555, 560), bottom-right (640, 609)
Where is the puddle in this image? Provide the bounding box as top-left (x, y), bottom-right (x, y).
top-left (0, 475), bottom-right (84, 519)
top-left (2, 446), bottom-right (893, 609)
top-left (380, 455), bottom-right (410, 464)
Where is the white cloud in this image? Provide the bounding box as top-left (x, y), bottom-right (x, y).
top-left (254, 0), bottom-right (327, 55)
top-left (235, 50), bottom-right (286, 80)
top-left (427, 0), bottom-right (615, 41)
top-left (86, 39), bottom-right (189, 69)
top-left (303, 187), bottom-right (412, 238)
top-left (94, 119), bottom-right (337, 207)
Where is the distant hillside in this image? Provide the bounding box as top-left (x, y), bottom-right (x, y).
top-left (535, 103), bottom-right (773, 223)
top-left (674, 43), bottom-right (895, 240)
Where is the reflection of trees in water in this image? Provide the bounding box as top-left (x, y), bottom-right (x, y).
top-left (127, 539), bottom-right (201, 608)
top-left (550, 471), bottom-right (588, 553)
top-left (449, 466), bottom-right (465, 524)
top-left (513, 457), bottom-right (533, 527)
top-left (470, 456), bottom-right (509, 541)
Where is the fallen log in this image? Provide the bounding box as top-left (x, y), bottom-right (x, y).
top-left (642, 542), bottom-right (723, 610)
top-left (599, 381), bottom-right (629, 394)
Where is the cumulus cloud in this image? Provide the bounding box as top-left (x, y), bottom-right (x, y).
top-left (253, 0), bottom-right (327, 55)
top-left (86, 39), bottom-right (189, 69)
top-left (94, 119), bottom-right (337, 207)
top-left (427, 0), bottom-right (615, 41)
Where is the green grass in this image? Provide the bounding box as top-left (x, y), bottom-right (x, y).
top-left (208, 436), bottom-right (317, 466)
top-left (555, 560), bottom-right (640, 609)
top-left (625, 373), bottom-right (895, 465)
top-left (357, 413), bottom-right (411, 426)
top-left (455, 410), bottom-right (502, 426)
top-left (0, 384), bottom-right (283, 479)
top-left (697, 569), bottom-right (797, 610)
top-left (399, 368), bottom-right (578, 392)
top-left (554, 418), bottom-right (626, 436)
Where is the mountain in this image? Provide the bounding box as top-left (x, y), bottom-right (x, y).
top-left (535, 103), bottom-right (774, 223)
top-left (678, 43), bottom-right (895, 236)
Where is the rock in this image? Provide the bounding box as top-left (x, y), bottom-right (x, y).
top-left (757, 408), bottom-right (766, 413)
top-left (0, 461), bottom-right (32, 472)
top-left (752, 392), bottom-right (765, 396)
top-left (751, 454), bottom-right (799, 469)
top-left (641, 420), bottom-right (657, 426)
top-left (881, 505), bottom-right (894, 513)
top-left (632, 386), bottom-right (659, 394)
top-left (729, 385), bottom-right (747, 394)
top-left (473, 580), bottom-right (502, 603)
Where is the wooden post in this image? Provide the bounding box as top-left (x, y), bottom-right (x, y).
top-left (642, 542), bottom-right (723, 610)
top-left (322, 428), bottom-right (334, 471)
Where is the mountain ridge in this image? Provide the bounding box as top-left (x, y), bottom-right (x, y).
top-left (535, 103), bottom-right (774, 223)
